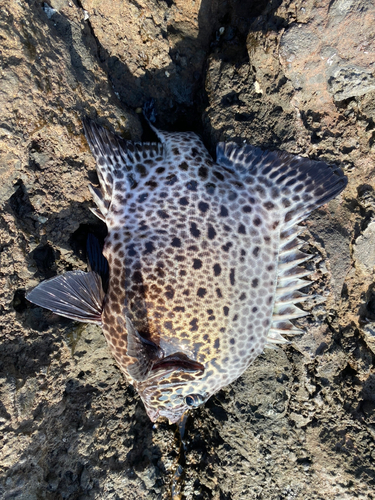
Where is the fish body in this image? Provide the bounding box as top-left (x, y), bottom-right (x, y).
top-left (27, 118), bottom-right (347, 423)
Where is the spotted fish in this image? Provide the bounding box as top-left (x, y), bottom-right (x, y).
top-left (27, 117), bottom-right (347, 423)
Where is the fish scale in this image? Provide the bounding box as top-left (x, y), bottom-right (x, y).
top-left (27, 117), bottom-right (347, 424)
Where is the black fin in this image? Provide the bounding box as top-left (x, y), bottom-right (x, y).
top-left (216, 143), bottom-right (348, 226)
top-left (26, 271), bottom-right (104, 324)
top-left (86, 234), bottom-right (109, 293)
top-left (143, 98), bottom-right (157, 124)
top-left (126, 317), bottom-right (164, 382)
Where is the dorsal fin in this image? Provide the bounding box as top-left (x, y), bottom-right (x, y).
top-left (26, 271), bottom-right (104, 324)
top-left (82, 118), bottom-right (164, 219)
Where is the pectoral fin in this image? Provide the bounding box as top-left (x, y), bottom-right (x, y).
top-left (126, 317), bottom-right (164, 381)
top-left (26, 271), bottom-right (104, 324)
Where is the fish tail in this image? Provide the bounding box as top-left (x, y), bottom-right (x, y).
top-left (217, 142), bottom-right (347, 348)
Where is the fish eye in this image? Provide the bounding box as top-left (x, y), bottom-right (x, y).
top-left (184, 394), bottom-right (204, 407)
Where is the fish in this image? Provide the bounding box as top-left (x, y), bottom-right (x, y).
top-left (26, 115), bottom-right (347, 424)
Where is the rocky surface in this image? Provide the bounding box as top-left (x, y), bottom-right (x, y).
top-left (1, 0), bottom-right (375, 498)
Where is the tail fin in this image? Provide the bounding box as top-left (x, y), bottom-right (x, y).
top-left (217, 142), bottom-right (347, 349)
top-left (216, 143), bottom-right (347, 227)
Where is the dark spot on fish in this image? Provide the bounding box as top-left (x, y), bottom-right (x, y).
top-left (230, 338), bottom-right (235, 345)
top-left (264, 201), bottom-right (274, 210)
top-left (179, 197), bottom-right (189, 206)
top-left (216, 288), bottom-right (222, 298)
top-left (157, 210), bottom-right (169, 219)
top-left (173, 147), bottom-right (180, 155)
top-left (222, 242), bottom-right (233, 252)
top-left (193, 259), bottom-right (202, 269)
top-left (191, 147), bottom-right (199, 157)
top-left (242, 205), bottom-right (252, 213)
top-left (254, 217), bottom-right (262, 226)
top-left (190, 222), bottom-right (200, 238)
top-left (205, 182), bottom-right (216, 194)
top-left (144, 241), bottom-right (155, 254)
top-left (138, 193), bottom-right (148, 202)
top-left (208, 226), bottom-right (216, 240)
top-left (113, 232), bottom-right (120, 241)
top-left (239, 293), bottom-right (246, 300)
top-left (135, 163), bottom-right (147, 176)
top-left (220, 205), bottom-right (229, 217)
top-left (165, 286), bottom-right (175, 300)
top-left (230, 268), bottom-right (235, 286)
top-left (171, 237), bottom-right (181, 248)
top-left (173, 306), bottom-right (185, 312)
top-left (251, 278), bottom-right (259, 288)
top-left (223, 306), bottom-right (229, 316)
top-left (238, 224), bottom-right (246, 234)
top-left (187, 180), bottom-right (198, 191)
top-left (182, 289), bottom-right (190, 296)
top-left (197, 287), bottom-right (207, 298)
top-left (132, 271), bottom-right (142, 283)
top-left (166, 174), bottom-right (178, 185)
top-left (213, 170), bottom-right (225, 181)
top-left (253, 246), bottom-right (260, 257)
top-left (176, 255), bottom-right (185, 262)
top-left (198, 166), bottom-right (208, 179)
top-left (179, 161), bottom-right (189, 171)
top-left (214, 338), bottom-right (220, 349)
top-left (252, 306), bottom-right (258, 313)
top-left (198, 201), bottom-right (209, 213)
top-left (164, 321), bottom-right (173, 330)
top-left (156, 166), bottom-right (165, 174)
top-left (213, 264), bottom-right (221, 276)
top-left (190, 318), bottom-right (198, 331)
top-left (145, 180), bottom-right (158, 189)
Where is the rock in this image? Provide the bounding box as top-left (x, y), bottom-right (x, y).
top-left (354, 220), bottom-right (375, 274)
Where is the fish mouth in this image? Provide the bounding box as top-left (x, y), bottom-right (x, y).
top-left (145, 405), bottom-right (186, 425)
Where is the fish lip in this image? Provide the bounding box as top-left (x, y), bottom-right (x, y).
top-left (143, 401), bottom-right (186, 424)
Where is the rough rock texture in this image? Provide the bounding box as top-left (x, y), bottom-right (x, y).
top-left (1, 0), bottom-right (375, 499)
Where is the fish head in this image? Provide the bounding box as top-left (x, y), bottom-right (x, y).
top-left (138, 368), bottom-right (209, 424)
